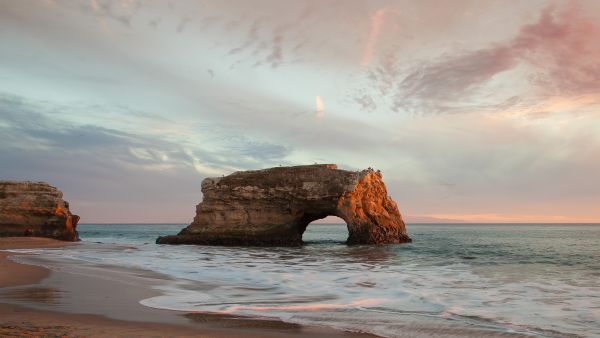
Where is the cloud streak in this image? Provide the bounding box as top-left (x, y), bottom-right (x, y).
top-left (361, 9), bottom-right (386, 66)
top-left (361, 8), bottom-right (402, 66)
top-left (315, 95), bottom-right (324, 118)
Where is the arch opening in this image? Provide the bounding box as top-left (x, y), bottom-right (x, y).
top-left (301, 215), bottom-right (348, 244)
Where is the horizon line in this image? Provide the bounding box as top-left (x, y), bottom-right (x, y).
top-left (78, 222), bottom-right (600, 225)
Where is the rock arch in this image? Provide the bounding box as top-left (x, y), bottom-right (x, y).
top-left (157, 164), bottom-right (411, 246)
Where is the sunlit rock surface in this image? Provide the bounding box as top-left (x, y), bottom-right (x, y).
top-left (157, 164), bottom-right (410, 246)
top-left (0, 181), bottom-right (80, 241)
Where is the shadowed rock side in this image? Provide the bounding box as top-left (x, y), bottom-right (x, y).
top-left (0, 181), bottom-right (80, 241)
top-left (157, 164), bottom-right (411, 246)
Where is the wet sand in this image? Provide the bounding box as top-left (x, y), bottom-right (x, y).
top-left (0, 239), bottom-right (60, 288)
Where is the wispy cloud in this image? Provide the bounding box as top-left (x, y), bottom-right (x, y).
top-left (86, 0), bottom-right (141, 27)
top-left (0, 93), bottom-right (293, 176)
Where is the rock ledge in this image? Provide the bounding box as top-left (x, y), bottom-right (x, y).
top-left (0, 181), bottom-right (80, 241)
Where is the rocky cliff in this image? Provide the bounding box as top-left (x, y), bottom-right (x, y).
top-left (157, 164), bottom-right (411, 246)
top-left (0, 181), bottom-right (80, 241)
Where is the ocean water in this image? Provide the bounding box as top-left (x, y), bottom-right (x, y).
top-left (11, 224), bottom-right (600, 337)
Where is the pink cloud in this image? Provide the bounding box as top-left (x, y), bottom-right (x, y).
top-left (360, 2), bottom-right (600, 114)
top-left (518, 3), bottom-right (600, 97)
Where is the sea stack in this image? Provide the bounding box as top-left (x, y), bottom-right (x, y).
top-left (0, 181), bottom-right (80, 241)
top-left (157, 164), bottom-right (411, 246)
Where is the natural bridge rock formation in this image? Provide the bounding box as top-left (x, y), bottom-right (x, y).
top-left (0, 181), bottom-right (80, 241)
top-left (157, 164), bottom-right (411, 246)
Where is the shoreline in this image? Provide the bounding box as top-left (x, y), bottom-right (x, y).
top-left (0, 237), bottom-right (536, 338)
top-left (0, 237), bottom-right (375, 338)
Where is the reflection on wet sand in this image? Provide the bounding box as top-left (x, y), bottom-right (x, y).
top-left (1, 287), bottom-right (63, 305)
top-left (186, 312), bottom-right (303, 330)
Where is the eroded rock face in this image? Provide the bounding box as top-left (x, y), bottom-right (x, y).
top-left (0, 181), bottom-right (80, 241)
top-left (157, 164), bottom-right (410, 246)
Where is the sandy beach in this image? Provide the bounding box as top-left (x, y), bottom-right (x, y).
top-left (0, 237), bottom-right (539, 338)
top-left (0, 237), bottom-right (380, 338)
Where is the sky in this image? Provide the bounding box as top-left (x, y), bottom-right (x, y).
top-left (1, 0), bottom-right (599, 223)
